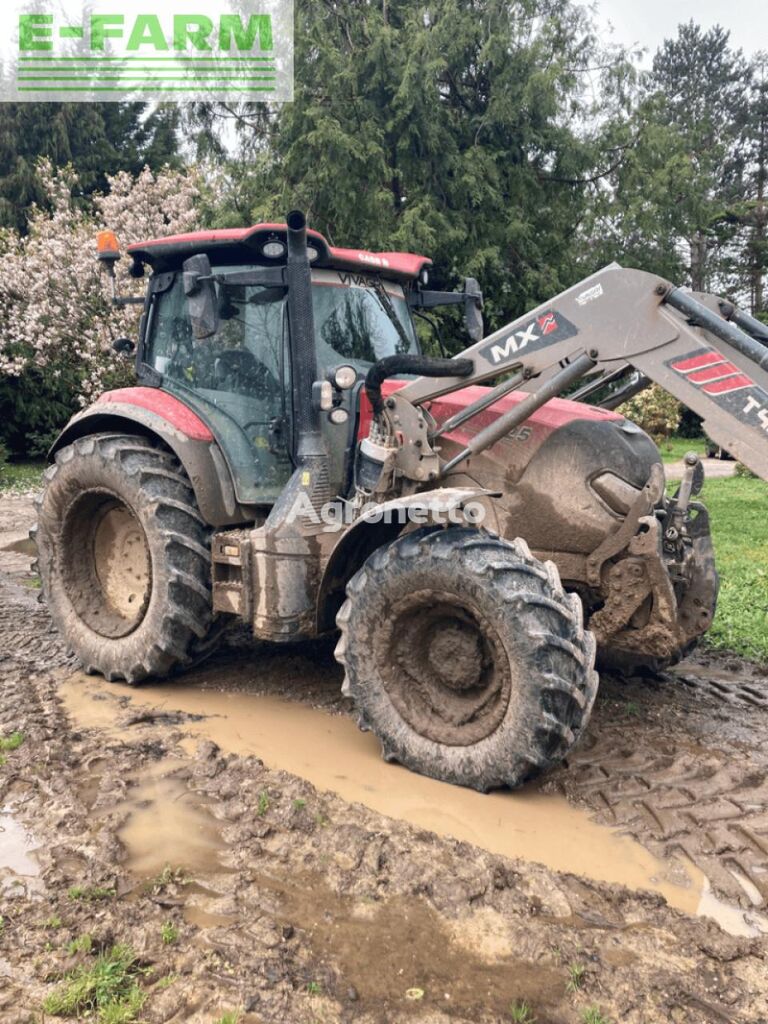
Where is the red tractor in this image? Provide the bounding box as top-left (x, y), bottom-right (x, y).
top-left (37, 211), bottom-right (768, 790)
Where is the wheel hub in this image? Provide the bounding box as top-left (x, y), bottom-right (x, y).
top-left (60, 492), bottom-right (151, 639)
top-left (93, 505), bottom-right (151, 626)
top-left (381, 590), bottom-right (512, 746)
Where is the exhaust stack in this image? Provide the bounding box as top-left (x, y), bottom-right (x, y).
top-left (285, 210), bottom-right (325, 461)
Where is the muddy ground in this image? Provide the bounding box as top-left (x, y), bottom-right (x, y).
top-left (1, 494), bottom-right (767, 1024)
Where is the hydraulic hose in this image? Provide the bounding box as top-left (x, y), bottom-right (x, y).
top-left (365, 354), bottom-right (473, 415)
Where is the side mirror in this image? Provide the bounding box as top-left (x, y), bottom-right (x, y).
top-left (464, 277), bottom-right (484, 342)
top-left (182, 254), bottom-right (219, 340)
top-left (111, 337), bottom-right (135, 355)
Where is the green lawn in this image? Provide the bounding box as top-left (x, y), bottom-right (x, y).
top-left (658, 435), bottom-right (708, 464)
top-left (701, 476), bottom-right (768, 662)
top-left (0, 460), bottom-right (45, 495)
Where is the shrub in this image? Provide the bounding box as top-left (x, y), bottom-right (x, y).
top-left (618, 383), bottom-right (681, 439)
top-left (0, 161), bottom-right (200, 455)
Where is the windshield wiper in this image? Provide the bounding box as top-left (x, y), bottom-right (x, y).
top-left (371, 278), bottom-right (413, 354)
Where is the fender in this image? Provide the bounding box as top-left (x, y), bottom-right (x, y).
top-left (50, 387), bottom-right (249, 527)
top-left (316, 487), bottom-right (498, 632)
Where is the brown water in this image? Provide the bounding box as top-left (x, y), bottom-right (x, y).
top-left (115, 765), bottom-right (227, 879)
top-left (60, 672), bottom-right (706, 914)
top-left (0, 808), bottom-right (40, 879)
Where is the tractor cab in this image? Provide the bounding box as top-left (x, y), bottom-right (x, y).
top-left (114, 223), bottom-right (481, 506)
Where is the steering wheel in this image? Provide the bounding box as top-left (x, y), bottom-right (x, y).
top-left (214, 349), bottom-right (277, 398)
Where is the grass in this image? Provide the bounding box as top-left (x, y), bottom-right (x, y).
top-left (256, 791), bottom-right (270, 816)
top-left (581, 1009), bottom-right (610, 1024)
top-left (700, 476), bottom-right (768, 661)
top-left (0, 731), bottom-right (24, 752)
top-left (67, 934), bottom-right (93, 955)
top-left (214, 1012), bottom-right (241, 1024)
top-left (0, 459), bottom-right (45, 495)
top-left (160, 920), bottom-right (178, 945)
top-left (42, 943), bottom-right (145, 1023)
top-left (67, 885), bottom-right (115, 903)
top-left (147, 864), bottom-right (187, 893)
top-left (510, 1001), bottom-right (536, 1022)
top-left (566, 963), bottom-right (586, 993)
top-left (658, 435), bottom-right (708, 464)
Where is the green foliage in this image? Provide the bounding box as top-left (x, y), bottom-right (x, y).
top-left (256, 791), bottom-right (270, 816)
top-left (214, 1012), bottom-right (241, 1024)
top-left (203, 0), bottom-right (631, 338)
top-left (67, 934), bottom-right (93, 955)
top-left (0, 366), bottom-right (79, 460)
top-left (0, 104), bottom-right (181, 233)
top-left (0, 460), bottom-right (44, 495)
top-left (160, 921), bottom-right (179, 945)
top-left (67, 885), bottom-right (115, 903)
top-left (510, 1001), bottom-right (537, 1022)
top-left (581, 1009), bottom-right (610, 1024)
top-left (566, 962), bottom-right (586, 993)
top-left (588, 22), bottom-right (751, 293)
top-left (703, 476), bottom-right (768, 660)
top-left (0, 731), bottom-right (24, 752)
top-left (618, 385), bottom-right (682, 440)
top-left (42, 943), bottom-right (145, 1023)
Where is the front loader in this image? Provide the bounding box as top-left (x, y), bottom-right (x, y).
top-left (35, 211), bottom-right (768, 791)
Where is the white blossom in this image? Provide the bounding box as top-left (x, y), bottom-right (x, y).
top-left (0, 161), bottom-right (201, 403)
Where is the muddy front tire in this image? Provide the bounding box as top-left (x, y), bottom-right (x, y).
top-left (335, 527), bottom-right (599, 791)
top-left (36, 434), bottom-right (221, 683)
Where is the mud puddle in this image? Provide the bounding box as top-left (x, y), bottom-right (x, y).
top-left (114, 762), bottom-right (227, 880)
top-left (0, 807), bottom-right (40, 890)
top-left (262, 872), bottom-right (568, 1016)
top-left (58, 673), bottom-right (729, 919)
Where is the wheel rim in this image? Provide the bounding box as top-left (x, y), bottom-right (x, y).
top-left (377, 589), bottom-right (513, 746)
top-left (60, 492), bottom-right (151, 638)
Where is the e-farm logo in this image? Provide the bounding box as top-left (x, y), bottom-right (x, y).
top-left (0, 0), bottom-right (293, 101)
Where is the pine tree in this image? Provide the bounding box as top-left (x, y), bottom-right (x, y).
top-left (201, 0), bottom-right (631, 334)
top-left (648, 22), bottom-right (750, 292)
top-left (0, 103), bottom-right (182, 232)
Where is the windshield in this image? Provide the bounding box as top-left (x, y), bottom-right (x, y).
top-left (145, 266), bottom-right (418, 388)
top-left (310, 269), bottom-right (418, 372)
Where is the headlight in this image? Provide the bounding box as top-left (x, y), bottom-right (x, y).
top-left (261, 240), bottom-right (286, 259)
top-left (306, 244), bottom-right (320, 263)
top-left (332, 365), bottom-right (357, 390)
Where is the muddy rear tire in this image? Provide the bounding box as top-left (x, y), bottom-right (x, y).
top-left (36, 434), bottom-right (222, 683)
top-left (335, 526), bottom-right (599, 791)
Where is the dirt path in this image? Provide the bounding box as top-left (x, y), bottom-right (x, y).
top-left (1, 495), bottom-right (766, 1023)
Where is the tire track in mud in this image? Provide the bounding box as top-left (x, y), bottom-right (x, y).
top-left (1, 520), bottom-right (767, 1021)
top-left (3, 498), bottom-right (768, 917)
top-left (548, 668), bottom-right (768, 911)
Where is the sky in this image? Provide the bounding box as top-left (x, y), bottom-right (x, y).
top-left (595, 0), bottom-right (767, 63)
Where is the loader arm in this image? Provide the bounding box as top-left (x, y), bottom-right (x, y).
top-left (397, 265), bottom-right (768, 481)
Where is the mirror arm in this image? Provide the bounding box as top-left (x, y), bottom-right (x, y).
top-left (212, 266), bottom-right (287, 288)
top-left (408, 289), bottom-right (466, 310)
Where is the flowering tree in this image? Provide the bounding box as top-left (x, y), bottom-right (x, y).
top-left (0, 161), bottom-right (200, 406)
top-left (618, 384), bottom-right (682, 440)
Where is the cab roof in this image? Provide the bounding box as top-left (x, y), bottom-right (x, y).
top-left (126, 223), bottom-right (432, 282)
